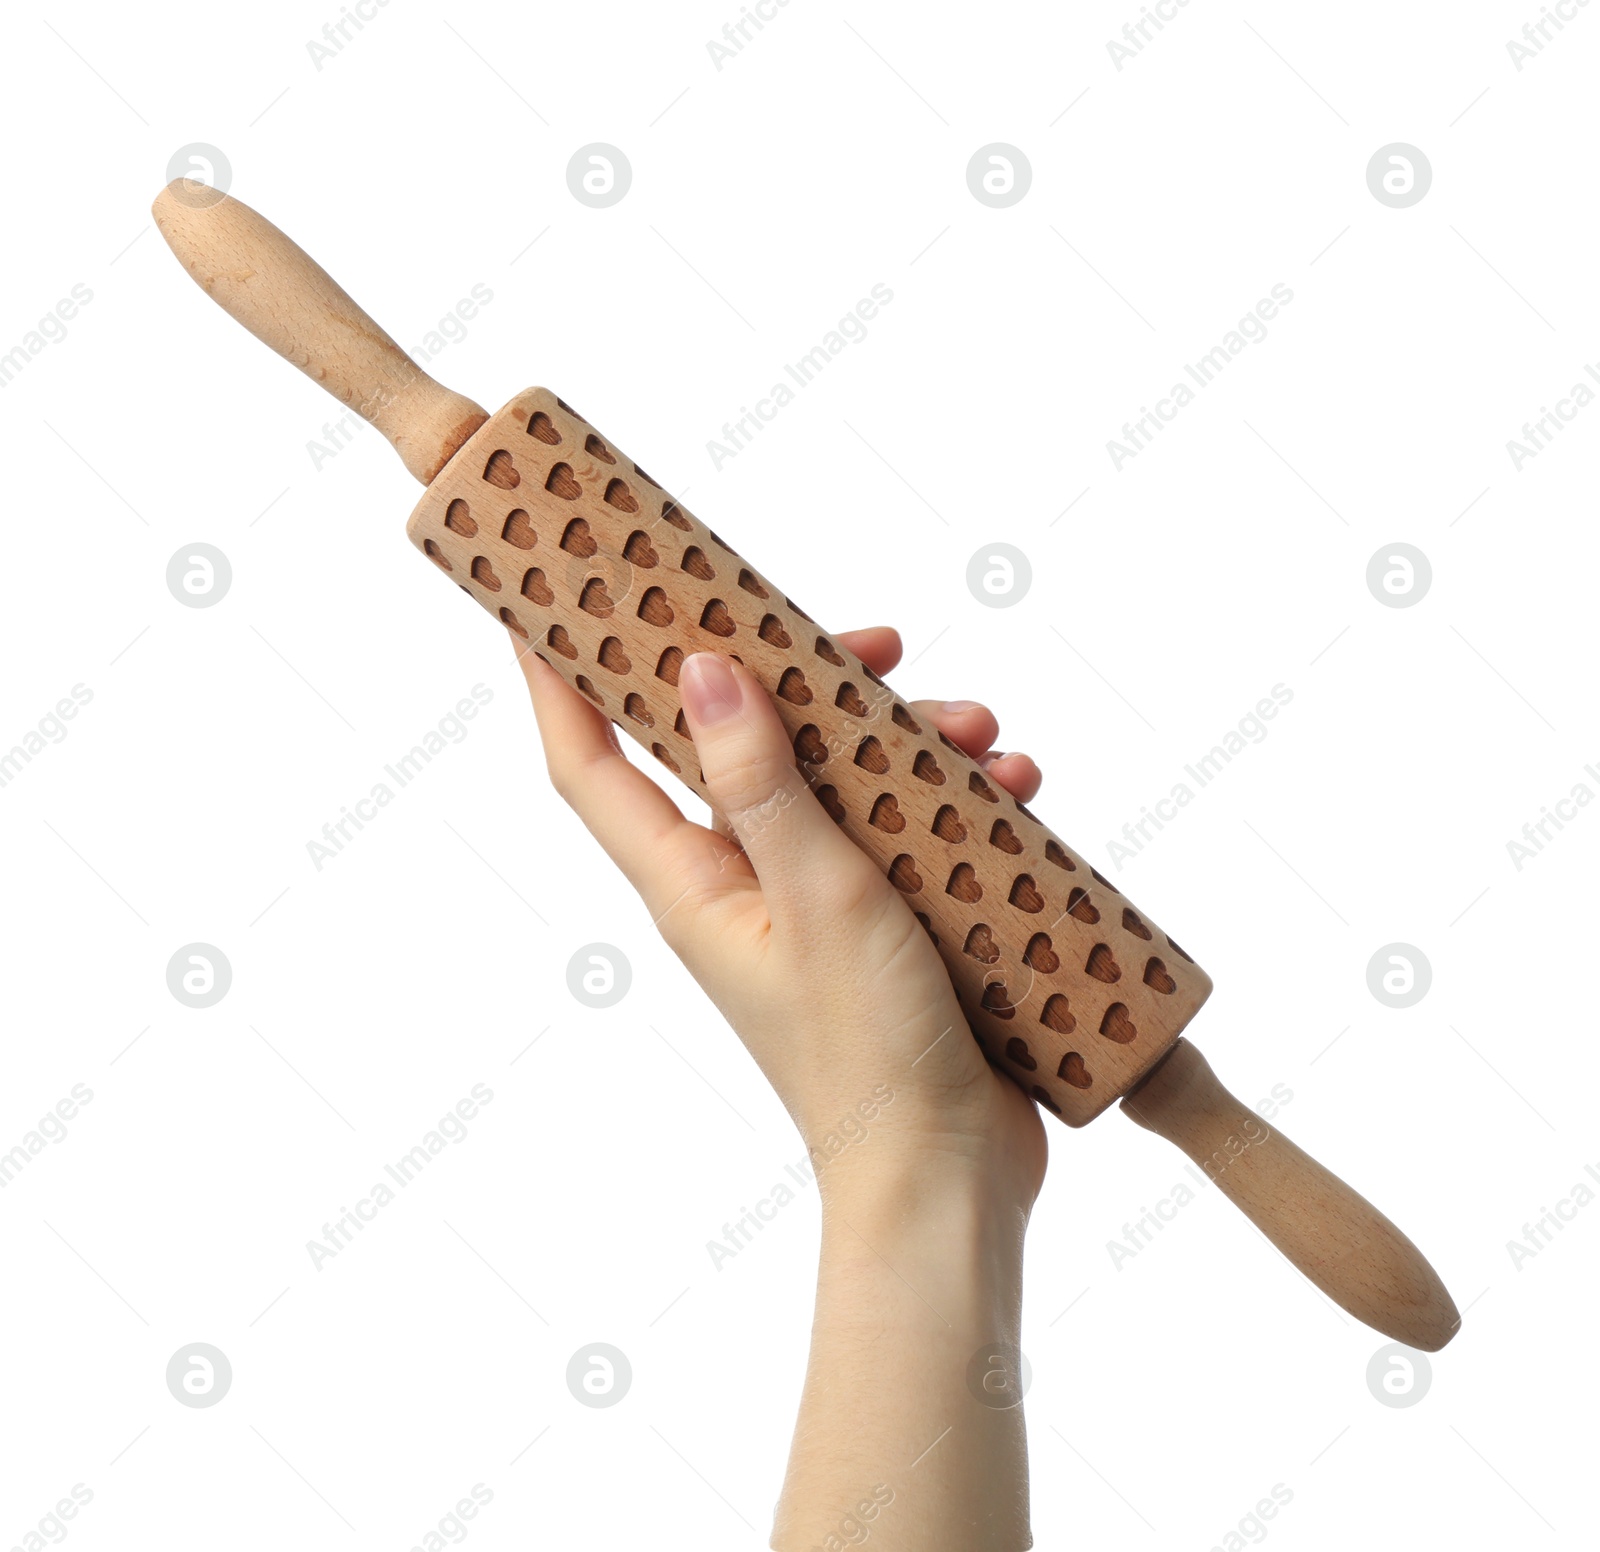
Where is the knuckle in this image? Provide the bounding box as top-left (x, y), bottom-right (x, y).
top-left (546, 748), bottom-right (602, 809)
top-left (706, 750), bottom-right (797, 830)
top-left (545, 757), bottom-right (577, 806)
top-left (655, 871), bottom-right (736, 954)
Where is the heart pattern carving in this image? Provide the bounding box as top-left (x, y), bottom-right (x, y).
top-left (408, 388), bottom-right (1212, 1125)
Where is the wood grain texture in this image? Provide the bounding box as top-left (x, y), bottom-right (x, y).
top-left (151, 182), bottom-right (488, 483)
top-left (1123, 1040), bottom-right (1461, 1348)
top-left (406, 389), bottom-right (1216, 1126)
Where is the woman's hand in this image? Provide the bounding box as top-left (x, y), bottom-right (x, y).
top-left (514, 625), bottom-right (1049, 1217)
top-left (517, 625), bottom-right (1045, 1549)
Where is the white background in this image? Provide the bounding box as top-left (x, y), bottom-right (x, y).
top-left (1, 2), bottom-right (1596, 1548)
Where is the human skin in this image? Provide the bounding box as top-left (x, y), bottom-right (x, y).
top-left (515, 625), bottom-right (1048, 1551)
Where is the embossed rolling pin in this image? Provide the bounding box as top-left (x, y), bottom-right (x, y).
top-left (152, 181), bottom-right (1460, 1350)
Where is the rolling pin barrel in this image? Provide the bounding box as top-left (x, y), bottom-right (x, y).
top-left (400, 381), bottom-right (1214, 1126)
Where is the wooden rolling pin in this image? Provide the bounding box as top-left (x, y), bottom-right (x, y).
top-left (151, 180), bottom-right (1460, 1350)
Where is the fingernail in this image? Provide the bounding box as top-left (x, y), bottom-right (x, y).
top-left (941, 699), bottom-right (981, 714)
top-left (681, 653), bottom-right (742, 725)
top-left (980, 751), bottom-right (1008, 769)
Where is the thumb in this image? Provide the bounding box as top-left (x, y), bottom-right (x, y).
top-left (678, 652), bottom-right (873, 915)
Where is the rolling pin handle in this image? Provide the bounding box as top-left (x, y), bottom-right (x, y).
top-left (1121, 1039), bottom-right (1460, 1350)
top-left (151, 180), bottom-right (488, 484)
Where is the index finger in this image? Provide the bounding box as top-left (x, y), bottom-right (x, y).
top-left (514, 638), bottom-right (747, 918)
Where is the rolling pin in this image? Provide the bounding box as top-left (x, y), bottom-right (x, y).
top-left (151, 180), bottom-right (1460, 1350)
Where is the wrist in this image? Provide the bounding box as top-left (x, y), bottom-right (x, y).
top-left (817, 1164), bottom-right (1028, 1323)
top-left (815, 1134), bottom-right (1033, 1235)
top-left (794, 1076), bottom-right (1045, 1227)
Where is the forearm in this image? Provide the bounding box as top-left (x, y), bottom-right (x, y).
top-left (772, 1170), bottom-right (1034, 1552)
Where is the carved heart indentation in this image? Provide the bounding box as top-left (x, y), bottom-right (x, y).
top-left (1004, 1036), bottom-right (1037, 1071)
top-left (1166, 935), bottom-right (1195, 964)
top-left (931, 805), bottom-right (966, 843)
top-left (521, 567), bottom-right (553, 605)
top-left (989, 819), bottom-right (1023, 855)
top-left (560, 518), bottom-right (596, 557)
top-left (1098, 1003), bottom-right (1137, 1043)
top-left (681, 546), bottom-right (716, 580)
top-left (1067, 887), bottom-right (1100, 925)
top-left (814, 636), bottom-right (845, 666)
top-left (794, 725), bottom-right (828, 766)
top-left (964, 924), bottom-right (1000, 964)
top-left (969, 770), bottom-right (999, 804)
top-left (547, 624), bottom-right (578, 659)
top-left (869, 793), bottom-right (905, 833)
top-left (445, 498), bottom-right (477, 536)
top-left (835, 683), bottom-right (870, 718)
top-left (1040, 994), bottom-right (1076, 1034)
top-left (499, 607), bottom-right (527, 638)
top-left (915, 911), bottom-right (938, 945)
top-left (585, 433), bottom-right (616, 465)
top-left (947, 863), bottom-right (983, 904)
top-left (699, 599), bottom-right (736, 637)
top-left (1143, 957), bottom-right (1177, 994)
top-left (598, 637), bottom-right (631, 674)
top-left (545, 462), bottom-right (582, 500)
top-left (737, 568), bottom-right (769, 599)
top-left (816, 785), bottom-right (846, 824)
top-left (624, 693), bottom-right (655, 726)
top-left (777, 668), bottom-right (812, 705)
top-left (574, 674), bottom-right (603, 705)
top-left (1045, 839), bottom-right (1076, 871)
top-left (708, 530), bottom-right (739, 556)
top-left (674, 709), bottom-right (689, 737)
top-left (579, 577), bottom-right (614, 617)
top-left (913, 751), bottom-right (946, 786)
top-left (484, 450), bottom-right (521, 490)
top-left (1090, 867), bottom-right (1118, 892)
top-left (1033, 1085), bottom-right (1064, 1114)
top-left (1121, 908), bottom-right (1153, 941)
top-left (638, 587), bottom-right (674, 627)
top-left (1086, 944), bottom-right (1121, 984)
top-left (1058, 1052), bottom-right (1092, 1090)
top-left (423, 539), bottom-right (452, 571)
top-left (604, 478), bottom-right (638, 513)
top-left (661, 501), bottom-right (692, 531)
top-left (787, 596), bottom-right (814, 622)
top-left (892, 704), bottom-right (922, 734)
top-left (656, 646), bottom-right (683, 685)
top-left (854, 736), bottom-right (889, 775)
top-left (1008, 874), bottom-right (1044, 913)
top-left (470, 556), bottom-right (501, 592)
top-left (1023, 934), bottom-right (1059, 974)
top-left (652, 742), bottom-right (681, 773)
top-left (623, 530), bottom-right (658, 567)
top-left (502, 509), bottom-right (536, 549)
top-left (758, 614), bottom-right (791, 648)
top-left (527, 410), bottom-right (560, 445)
top-left (888, 854), bottom-right (923, 893)
top-left (981, 981), bottom-right (1016, 1019)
